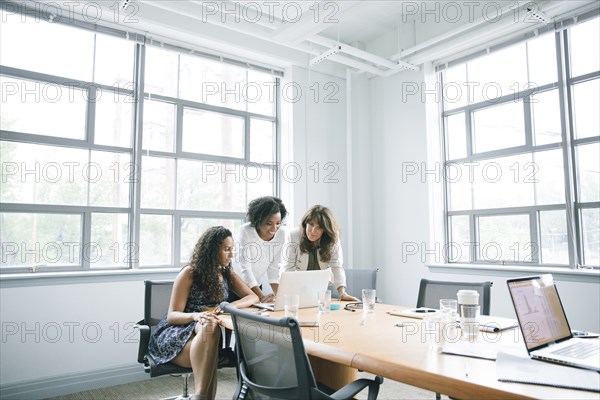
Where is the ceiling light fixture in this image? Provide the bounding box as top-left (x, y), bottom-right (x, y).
top-left (526, 5), bottom-right (549, 23)
top-left (310, 45), bottom-right (342, 66)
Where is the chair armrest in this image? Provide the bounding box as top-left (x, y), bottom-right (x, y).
top-left (329, 376), bottom-right (383, 400)
top-left (137, 321), bottom-right (151, 364)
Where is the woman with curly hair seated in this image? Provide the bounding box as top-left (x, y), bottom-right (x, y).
top-left (148, 226), bottom-right (258, 400)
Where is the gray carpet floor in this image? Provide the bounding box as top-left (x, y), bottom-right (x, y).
top-left (46, 368), bottom-right (448, 399)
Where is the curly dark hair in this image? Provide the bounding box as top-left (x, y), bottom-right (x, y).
top-left (188, 226), bottom-right (233, 303)
top-left (246, 196), bottom-right (287, 227)
top-left (299, 205), bottom-right (339, 262)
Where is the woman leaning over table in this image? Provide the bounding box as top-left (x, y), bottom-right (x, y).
top-left (148, 226), bottom-right (258, 400)
top-left (236, 196), bottom-right (288, 303)
top-left (218, 196), bottom-right (287, 366)
top-left (281, 205), bottom-right (359, 301)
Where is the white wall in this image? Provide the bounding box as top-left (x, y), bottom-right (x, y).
top-left (0, 276), bottom-right (160, 399)
top-left (0, 281), bottom-right (142, 384)
top-left (369, 68), bottom-right (431, 305)
top-left (284, 66), bottom-right (349, 246)
top-left (283, 67), bottom-right (375, 271)
top-left (348, 72), bottom-right (374, 268)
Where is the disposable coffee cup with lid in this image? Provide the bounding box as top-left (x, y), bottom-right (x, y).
top-left (457, 290), bottom-right (480, 337)
top-left (457, 290), bottom-right (479, 305)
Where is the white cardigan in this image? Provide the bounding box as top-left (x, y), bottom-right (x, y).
top-left (234, 222), bottom-right (285, 288)
top-left (281, 227), bottom-right (347, 290)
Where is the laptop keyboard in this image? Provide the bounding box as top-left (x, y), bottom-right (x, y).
top-left (551, 342), bottom-right (599, 359)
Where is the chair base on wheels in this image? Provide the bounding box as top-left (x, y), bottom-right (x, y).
top-left (159, 373), bottom-right (192, 400)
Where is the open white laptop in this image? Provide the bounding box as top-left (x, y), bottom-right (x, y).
top-left (507, 275), bottom-right (600, 371)
top-left (255, 270), bottom-right (330, 311)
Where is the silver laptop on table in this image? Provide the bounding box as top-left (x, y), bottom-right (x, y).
top-left (254, 270), bottom-right (330, 311)
top-left (507, 275), bottom-right (600, 371)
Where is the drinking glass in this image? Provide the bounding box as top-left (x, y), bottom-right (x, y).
top-left (424, 313), bottom-right (445, 351)
top-left (284, 294), bottom-right (299, 320)
top-left (318, 290), bottom-right (331, 314)
top-left (362, 289), bottom-right (376, 313)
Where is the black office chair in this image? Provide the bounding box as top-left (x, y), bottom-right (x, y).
top-left (329, 268), bottom-right (379, 300)
top-left (221, 301), bottom-right (384, 400)
top-left (137, 280), bottom-right (193, 400)
top-left (416, 278), bottom-right (493, 315)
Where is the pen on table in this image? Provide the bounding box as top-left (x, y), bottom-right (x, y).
top-left (464, 361), bottom-right (469, 378)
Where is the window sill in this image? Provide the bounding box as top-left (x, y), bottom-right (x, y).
top-left (427, 263), bottom-right (599, 282)
top-left (0, 268), bottom-right (181, 288)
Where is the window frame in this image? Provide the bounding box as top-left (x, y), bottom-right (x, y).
top-left (0, 9), bottom-right (282, 274)
top-left (439, 19), bottom-right (600, 270)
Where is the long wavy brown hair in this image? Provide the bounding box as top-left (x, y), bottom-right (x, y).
top-left (299, 205), bottom-right (339, 262)
top-left (188, 226), bottom-right (233, 303)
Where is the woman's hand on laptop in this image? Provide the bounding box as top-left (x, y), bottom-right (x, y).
top-left (260, 293), bottom-right (275, 303)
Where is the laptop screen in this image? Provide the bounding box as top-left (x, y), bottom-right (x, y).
top-left (507, 275), bottom-right (572, 351)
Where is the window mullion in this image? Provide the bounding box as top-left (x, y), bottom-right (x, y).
top-left (175, 104), bottom-right (184, 156)
top-left (523, 98), bottom-right (533, 149)
top-left (173, 214), bottom-right (181, 268)
top-left (274, 77), bottom-right (281, 198)
top-left (244, 115), bottom-right (251, 205)
top-left (82, 211), bottom-right (92, 270)
top-left (129, 43), bottom-right (145, 270)
top-left (470, 214), bottom-right (478, 263)
top-left (465, 109), bottom-right (473, 158)
top-left (438, 71), bottom-right (452, 264)
top-left (558, 29), bottom-right (581, 267)
top-left (86, 85), bottom-right (97, 146)
top-left (530, 211), bottom-right (540, 264)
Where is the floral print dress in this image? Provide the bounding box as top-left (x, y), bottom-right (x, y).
top-left (148, 279), bottom-right (229, 365)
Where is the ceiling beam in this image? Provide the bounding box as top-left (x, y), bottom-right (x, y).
top-left (390, 1), bottom-right (529, 61)
top-left (400, 0), bottom-right (597, 66)
top-left (137, 0), bottom-right (390, 75)
top-left (307, 35), bottom-right (418, 71)
top-left (269, 1), bottom-right (362, 43)
top-left (138, 0), bottom-right (274, 37)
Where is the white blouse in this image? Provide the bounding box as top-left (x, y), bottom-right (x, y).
top-left (234, 222), bottom-right (285, 289)
top-left (281, 227), bottom-right (347, 289)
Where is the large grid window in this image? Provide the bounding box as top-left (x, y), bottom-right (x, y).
top-left (440, 17), bottom-right (599, 268)
top-left (0, 10), bottom-right (279, 273)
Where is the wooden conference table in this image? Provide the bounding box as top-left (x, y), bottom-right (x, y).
top-left (219, 303), bottom-right (598, 400)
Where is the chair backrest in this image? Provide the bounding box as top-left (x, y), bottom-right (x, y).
top-left (144, 280), bottom-right (174, 327)
top-left (416, 279), bottom-right (493, 315)
top-left (345, 268), bottom-right (378, 299)
top-left (221, 302), bottom-right (317, 399)
top-left (329, 268), bottom-right (379, 299)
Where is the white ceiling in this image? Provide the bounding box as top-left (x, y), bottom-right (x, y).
top-left (39, 0), bottom-right (600, 77)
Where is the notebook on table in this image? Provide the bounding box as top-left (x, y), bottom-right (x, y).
top-left (507, 275), bottom-right (600, 372)
top-left (496, 351), bottom-right (600, 392)
top-left (254, 269), bottom-right (330, 311)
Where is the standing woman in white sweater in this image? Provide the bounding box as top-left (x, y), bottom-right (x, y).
top-left (219, 197), bottom-right (287, 366)
top-left (282, 205), bottom-right (359, 301)
top-left (236, 196), bottom-right (287, 303)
